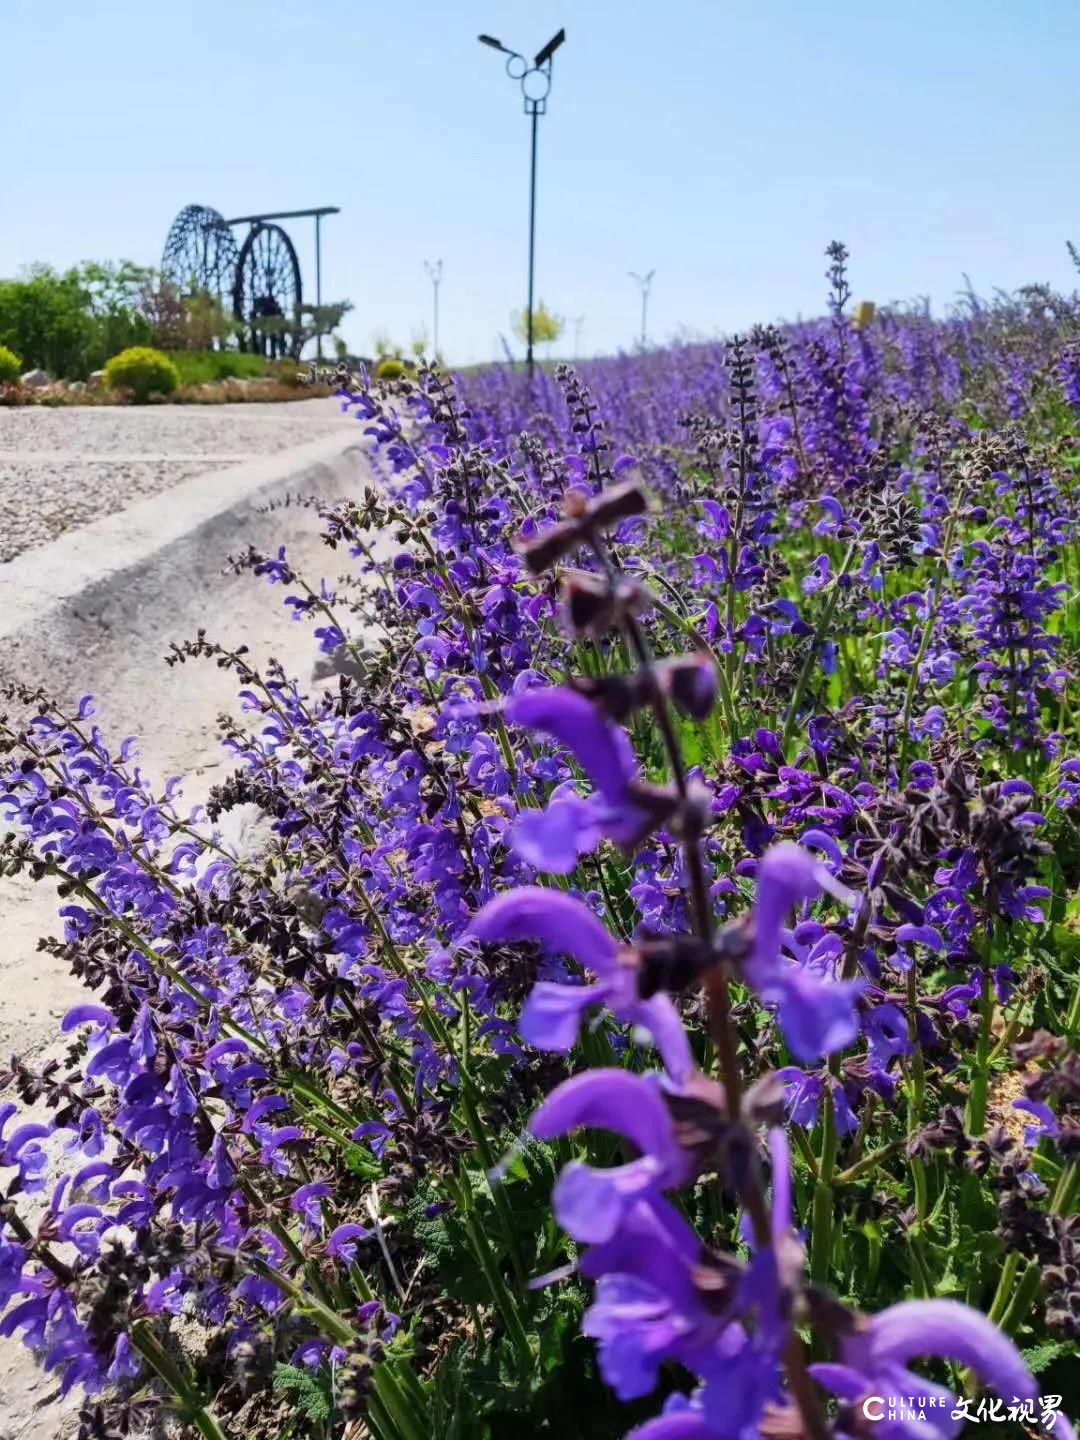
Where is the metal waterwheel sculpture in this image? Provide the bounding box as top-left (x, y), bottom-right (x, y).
top-left (160, 205), bottom-right (239, 305)
top-left (233, 223), bottom-right (303, 358)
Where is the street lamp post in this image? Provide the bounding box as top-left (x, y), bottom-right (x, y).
top-left (424, 259), bottom-right (442, 359)
top-left (629, 269), bottom-right (656, 348)
top-left (479, 28), bottom-right (566, 380)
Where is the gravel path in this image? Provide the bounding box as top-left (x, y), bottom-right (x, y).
top-left (0, 399), bottom-right (355, 562)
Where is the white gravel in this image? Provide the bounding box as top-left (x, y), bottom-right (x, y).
top-left (0, 398), bottom-right (356, 562)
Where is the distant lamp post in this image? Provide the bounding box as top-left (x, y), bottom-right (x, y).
top-left (629, 269), bottom-right (656, 348)
top-left (572, 313), bottom-right (585, 359)
top-left (424, 259), bottom-right (443, 359)
top-left (478, 27), bottom-right (566, 379)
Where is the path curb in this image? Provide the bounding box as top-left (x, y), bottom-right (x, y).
top-left (0, 428), bottom-right (366, 717)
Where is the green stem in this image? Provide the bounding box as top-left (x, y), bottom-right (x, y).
top-left (459, 1083), bottom-right (527, 1288)
top-left (241, 1255), bottom-right (357, 1346)
top-left (906, 966), bottom-right (929, 1220)
top-left (998, 1258), bottom-right (1044, 1337)
top-left (780, 542), bottom-right (858, 756)
top-left (987, 1251), bottom-right (1024, 1325)
top-left (810, 1098), bottom-right (838, 1287)
top-left (129, 1321), bottom-right (228, 1440)
top-left (373, 1364), bottom-right (428, 1440)
top-left (790, 1124), bottom-right (820, 1179)
top-left (907, 1229), bottom-right (935, 1299)
top-left (965, 965), bottom-right (994, 1136)
top-left (462, 1210), bottom-right (532, 1373)
top-left (834, 1140), bottom-right (905, 1186)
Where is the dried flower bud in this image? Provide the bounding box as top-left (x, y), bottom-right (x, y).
top-left (587, 478), bottom-right (649, 528)
top-left (561, 570), bottom-right (646, 637)
top-left (519, 520), bottom-right (583, 576)
top-left (662, 654), bottom-right (719, 720)
top-left (517, 481), bottom-right (650, 576)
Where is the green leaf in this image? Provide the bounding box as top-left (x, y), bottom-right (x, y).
top-left (1021, 1340), bottom-right (1072, 1375)
top-left (272, 1362), bottom-right (332, 1422)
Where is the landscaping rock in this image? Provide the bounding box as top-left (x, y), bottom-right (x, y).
top-left (68, 381), bottom-right (86, 394)
top-left (20, 369), bottom-right (49, 388)
top-left (86, 370), bottom-right (106, 390)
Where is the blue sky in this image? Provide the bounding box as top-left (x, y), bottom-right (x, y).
top-left (5, 0), bottom-right (1080, 363)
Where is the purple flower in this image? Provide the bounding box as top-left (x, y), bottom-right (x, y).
top-left (505, 688), bottom-right (676, 868)
top-left (463, 887), bottom-right (693, 1080)
top-left (290, 1182), bottom-right (333, 1230)
top-left (529, 1070), bottom-right (694, 1243)
top-left (812, 1298), bottom-right (1039, 1440)
top-left (744, 843), bottom-right (862, 1061)
top-left (1012, 1098), bottom-right (1059, 1147)
top-left (327, 1223), bottom-right (371, 1265)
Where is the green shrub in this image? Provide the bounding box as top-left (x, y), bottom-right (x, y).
top-left (375, 357), bottom-right (405, 380)
top-left (103, 346), bottom-right (180, 403)
top-left (170, 350), bottom-right (267, 386)
top-left (0, 345), bottom-right (21, 384)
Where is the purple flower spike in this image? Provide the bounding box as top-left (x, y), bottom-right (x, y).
top-left (530, 1071), bottom-right (692, 1243)
top-left (813, 1298), bottom-right (1039, 1440)
top-left (745, 842), bottom-right (862, 1062)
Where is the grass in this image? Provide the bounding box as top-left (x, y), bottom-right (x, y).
top-left (168, 350), bottom-right (269, 386)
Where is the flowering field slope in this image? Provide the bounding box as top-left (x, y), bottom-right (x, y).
top-left (1, 246), bottom-right (1078, 1440)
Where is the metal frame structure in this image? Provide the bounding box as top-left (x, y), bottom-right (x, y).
top-left (160, 204), bottom-right (340, 357)
top-left (478, 28), bottom-right (566, 377)
top-left (160, 206), bottom-right (240, 311)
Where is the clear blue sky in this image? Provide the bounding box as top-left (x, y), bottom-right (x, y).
top-left (6, 0), bottom-right (1080, 364)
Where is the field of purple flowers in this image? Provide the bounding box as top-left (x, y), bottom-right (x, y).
top-left (1, 243), bottom-right (1079, 1440)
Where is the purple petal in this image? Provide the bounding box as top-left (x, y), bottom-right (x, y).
top-left (511, 798), bottom-right (598, 873)
top-left (626, 1415), bottom-right (714, 1440)
top-left (768, 1127), bottom-right (792, 1240)
top-left (1012, 1098), bottom-right (1059, 1142)
top-left (750, 841), bottom-right (855, 983)
top-left (464, 888), bottom-right (618, 974)
top-left (631, 994), bottom-right (695, 1083)
top-left (530, 1070), bottom-right (681, 1170)
top-left (61, 1005), bottom-right (114, 1033)
top-left (506, 688), bottom-right (638, 803)
top-left (895, 923), bottom-right (944, 951)
top-left (552, 1158), bottom-right (664, 1243)
top-left (520, 981), bottom-right (604, 1051)
top-left (774, 968), bottom-right (864, 1062)
top-left (867, 1299), bottom-right (1038, 1402)
top-left (809, 1362), bottom-right (870, 1401)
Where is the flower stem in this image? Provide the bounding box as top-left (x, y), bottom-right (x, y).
top-left (965, 964), bottom-right (995, 1136)
top-left (780, 542), bottom-right (858, 757)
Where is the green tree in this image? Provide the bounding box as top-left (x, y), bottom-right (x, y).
top-left (511, 299), bottom-right (564, 351)
top-left (0, 264), bottom-right (93, 377)
top-left (0, 260), bottom-right (156, 378)
top-left (76, 260), bottom-right (153, 369)
top-left (298, 301), bottom-right (353, 357)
